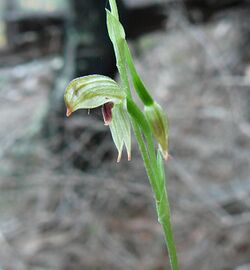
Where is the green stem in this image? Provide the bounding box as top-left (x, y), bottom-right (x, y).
top-left (136, 128), bottom-right (179, 270)
top-left (127, 99), bottom-right (179, 270)
top-left (126, 98), bottom-right (159, 193)
top-left (108, 1), bottom-right (179, 269)
top-left (160, 190), bottom-right (179, 270)
top-left (132, 120), bottom-right (157, 189)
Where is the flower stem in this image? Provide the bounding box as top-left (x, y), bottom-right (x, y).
top-left (160, 191), bottom-right (179, 270)
top-left (129, 104), bottom-right (180, 270)
top-left (107, 1), bottom-right (180, 269)
top-left (127, 100), bottom-right (180, 270)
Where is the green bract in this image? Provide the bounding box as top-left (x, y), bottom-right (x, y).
top-left (106, 10), bottom-right (131, 97)
top-left (144, 102), bottom-right (169, 160)
top-left (64, 74), bottom-right (131, 162)
top-left (64, 75), bottom-right (125, 116)
top-left (106, 10), bottom-right (125, 47)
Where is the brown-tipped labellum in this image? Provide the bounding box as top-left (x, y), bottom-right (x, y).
top-left (102, 102), bottom-right (114, 126)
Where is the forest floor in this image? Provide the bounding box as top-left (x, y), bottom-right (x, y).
top-left (0, 6), bottom-right (250, 270)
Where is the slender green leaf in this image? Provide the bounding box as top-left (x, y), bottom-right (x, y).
top-left (124, 42), bottom-right (153, 106)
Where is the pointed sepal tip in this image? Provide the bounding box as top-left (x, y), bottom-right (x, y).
top-left (66, 107), bottom-right (72, 117)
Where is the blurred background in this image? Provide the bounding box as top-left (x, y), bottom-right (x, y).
top-left (0, 0), bottom-right (250, 269)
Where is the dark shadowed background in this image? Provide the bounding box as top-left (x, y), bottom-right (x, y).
top-left (0, 0), bottom-right (250, 269)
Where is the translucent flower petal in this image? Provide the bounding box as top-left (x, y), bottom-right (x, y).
top-left (109, 104), bottom-right (131, 162)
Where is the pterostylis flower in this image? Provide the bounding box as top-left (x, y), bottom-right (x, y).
top-left (64, 75), bottom-right (131, 162)
top-left (64, 1), bottom-right (179, 268)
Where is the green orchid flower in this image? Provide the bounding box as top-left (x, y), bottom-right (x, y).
top-left (64, 74), bottom-right (131, 162)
